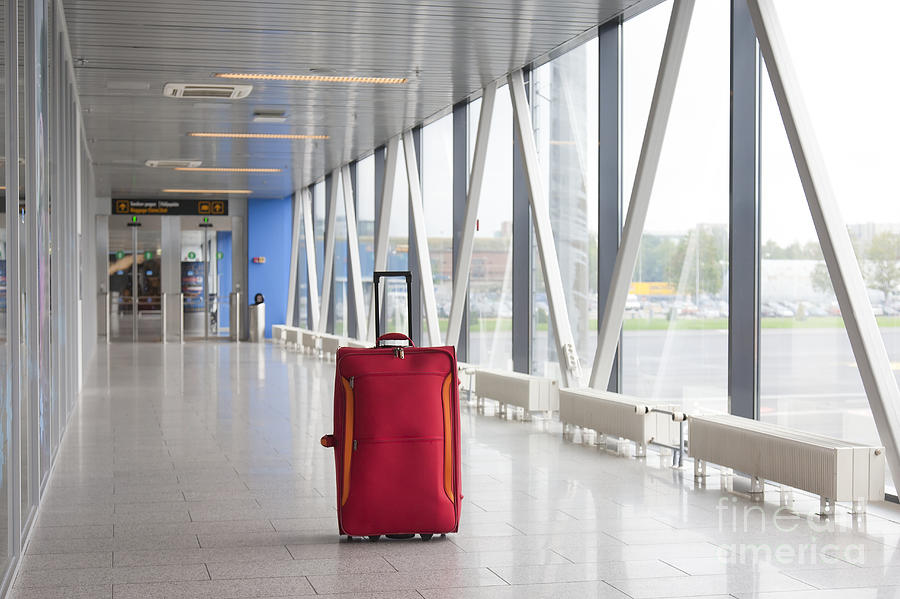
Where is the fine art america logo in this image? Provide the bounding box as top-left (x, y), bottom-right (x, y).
top-left (715, 496), bottom-right (866, 566)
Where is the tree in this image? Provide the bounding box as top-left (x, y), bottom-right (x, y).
top-left (810, 261), bottom-right (832, 294)
top-left (864, 231), bottom-right (900, 301)
top-left (665, 225), bottom-right (726, 296)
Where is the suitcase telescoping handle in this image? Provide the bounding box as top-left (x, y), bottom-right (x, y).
top-left (373, 270), bottom-right (413, 345)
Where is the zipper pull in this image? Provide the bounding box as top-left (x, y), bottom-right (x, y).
top-left (349, 376), bottom-right (354, 389)
top-left (393, 347), bottom-right (405, 360)
top-left (353, 439), bottom-right (358, 451)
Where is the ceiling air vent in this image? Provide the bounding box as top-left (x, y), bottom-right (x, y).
top-left (145, 159), bottom-right (202, 168)
top-left (163, 83), bottom-right (253, 99)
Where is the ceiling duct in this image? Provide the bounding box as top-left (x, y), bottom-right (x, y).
top-left (163, 83), bottom-right (253, 99)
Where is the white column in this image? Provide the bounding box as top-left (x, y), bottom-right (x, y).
top-left (318, 169), bottom-right (340, 333)
top-left (285, 192), bottom-right (302, 326)
top-left (342, 164), bottom-right (367, 340)
top-left (748, 0), bottom-right (900, 481)
top-left (302, 187), bottom-right (320, 330)
top-left (509, 69), bottom-right (583, 388)
top-left (446, 81), bottom-right (497, 348)
top-left (368, 136), bottom-right (401, 341)
top-left (402, 129), bottom-right (442, 346)
top-left (589, 0), bottom-right (695, 389)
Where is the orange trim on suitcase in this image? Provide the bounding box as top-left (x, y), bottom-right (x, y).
top-left (442, 373), bottom-right (454, 504)
top-left (341, 377), bottom-right (354, 506)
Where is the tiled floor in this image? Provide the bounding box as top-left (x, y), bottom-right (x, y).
top-left (13, 341), bottom-right (900, 598)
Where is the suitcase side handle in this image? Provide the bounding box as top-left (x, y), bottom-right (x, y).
top-left (373, 271), bottom-right (413, 341)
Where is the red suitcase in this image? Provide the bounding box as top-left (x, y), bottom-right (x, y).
top-left (320, 271), bottom-right (461, 540)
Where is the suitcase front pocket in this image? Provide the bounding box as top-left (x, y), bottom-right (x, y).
top-left (342, 437), bottom-right (456, 535)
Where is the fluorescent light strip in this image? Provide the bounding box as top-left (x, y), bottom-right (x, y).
top-left (189, 132), bottom-right (328, 140)
top-left (215, 73), bottom-right (407, 84)
top-left (162, 189), bottom-right (252, 194)
top-left (174, 167), bottom-right (282, 173)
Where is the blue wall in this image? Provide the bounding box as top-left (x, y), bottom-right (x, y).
top-left (248, 196), bottom-right (293, 338)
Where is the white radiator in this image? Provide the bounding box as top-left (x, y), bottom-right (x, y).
top-left (319, 333), bottom-right (341, 357)
top-left (272, 324), bottom-right (287, 345)
top-left (689, 414), bottom-right (885, 512)
top-left (474, 368), bottom-right (558, 413)
top-left (284, 327), bottom-right (301, 348)
top-left (300, 329), bottom-right (319, 353)
top-left (559, 388), bottom-right (682, 453)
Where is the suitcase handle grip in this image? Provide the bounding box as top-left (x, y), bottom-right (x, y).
top-left (377, 333), bottom-right (415, 348)
top-left (373, 271), bottom-right (413, 340)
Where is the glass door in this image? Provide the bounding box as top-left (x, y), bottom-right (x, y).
top-left (135, 228), bottom-right (162, 341)
top-left (108, 225), bottom-right (134, 341)
top-left (108, 215), bottom-right (163, 342)
top-left (181, 218), bottom-right (235, 340)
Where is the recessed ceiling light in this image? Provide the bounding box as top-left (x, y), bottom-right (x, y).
top-left (215, 73), bottom-right (407, 84)
top-left (189, 132), bottom-right (328, 140)
top-left (174, 167), bottom-right (281, 173)
top-left (162, 188), bottom-right (252, 194)
top-left (146, 159), bottom-right (203, 168)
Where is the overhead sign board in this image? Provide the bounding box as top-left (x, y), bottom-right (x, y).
top-left (112, 199), bottom-right (228, 216)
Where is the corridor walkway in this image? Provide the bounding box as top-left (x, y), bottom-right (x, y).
top-left (11, 342), bottom-right (900, 598)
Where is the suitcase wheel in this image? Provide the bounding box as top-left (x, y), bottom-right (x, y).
top-left (367, 535), bottom-right (381, 542)
top-left (420, 534), bottom-right (434, 541)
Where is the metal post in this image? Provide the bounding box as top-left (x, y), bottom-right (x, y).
top-left (132, 225), bottom-right (138, 341)
top-left (6, 0), bottom-right (21, 560)
top-left (509, 69), bottom-right (584, 388)
top-left (162, 292), bottom-right (167, 342)
top-left (342, 164), bottom-right (367, 340)
top-left (318, 169), bottom-right (339, 333)
top-left (729, 0), bottom-right (760, 418)
top-left (286, 192), bottom-right (302, 326)
top-left (589, 0), bottom-right (695, 389)
top-left (369, 137), bottom-right (400, 341)
top-left (446, 82), bottom-right (497, 348)
top-left (301, 187), bottom-right (320, 329)
top-left (748, 0), bottom-right (900, 484)
top-left (347, 161), bottom-right (359, 339)
top-left (512, 71), bottom-right (532, 375)
top-left (451, 100), bottom-right (469, 360)
top-left (202, 227), bottom-right (209, 339)
top-left (598, 18), bottom-right (623, 392)
top-left (403, 128), bottom-right (441, 347)
top-left (407, 127), bottom-right (423, 346)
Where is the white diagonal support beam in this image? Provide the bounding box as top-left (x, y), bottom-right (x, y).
top-left (318, 169), bottom-right (340, 333)
top-left (368, 136), bottom-right (401, 341)
top-left (509, 69), bottom-right (583, 388)
top-left (341, 164), bottom-right (367, 341)
top-left (302, 186), bottom-right (320, 330)
top-left (446, 81), bottom-right (497, 348)
top-left (748, 0), bottom-right (900, 482)
top-left (285, 192), bottom-right (302, 326)
top-left (402, 129), bottom-right (442, 347)
top-left (589, 0), bottom-right (695, 389)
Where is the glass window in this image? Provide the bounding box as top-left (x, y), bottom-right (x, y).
top-left (0, 0), bottom-right (8, 571)
top-left (357, 155), bottom-right (376, 323)
top-left (531, 39), bottom-right (599, 380)
top-left (760, 0), bottom-right (900, 489)
top-left (467, 87), bottom-right (514, 370)
top-left (422, 115), bottom-right (454, 338)
top-left (620, 0), bottom-right (730, 413)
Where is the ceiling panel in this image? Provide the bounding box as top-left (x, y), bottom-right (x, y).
top-left (63, 0), bottom-right (645, 199)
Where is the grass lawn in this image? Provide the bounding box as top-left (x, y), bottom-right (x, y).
top-left (461, 315), bottom-right (900, 333)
